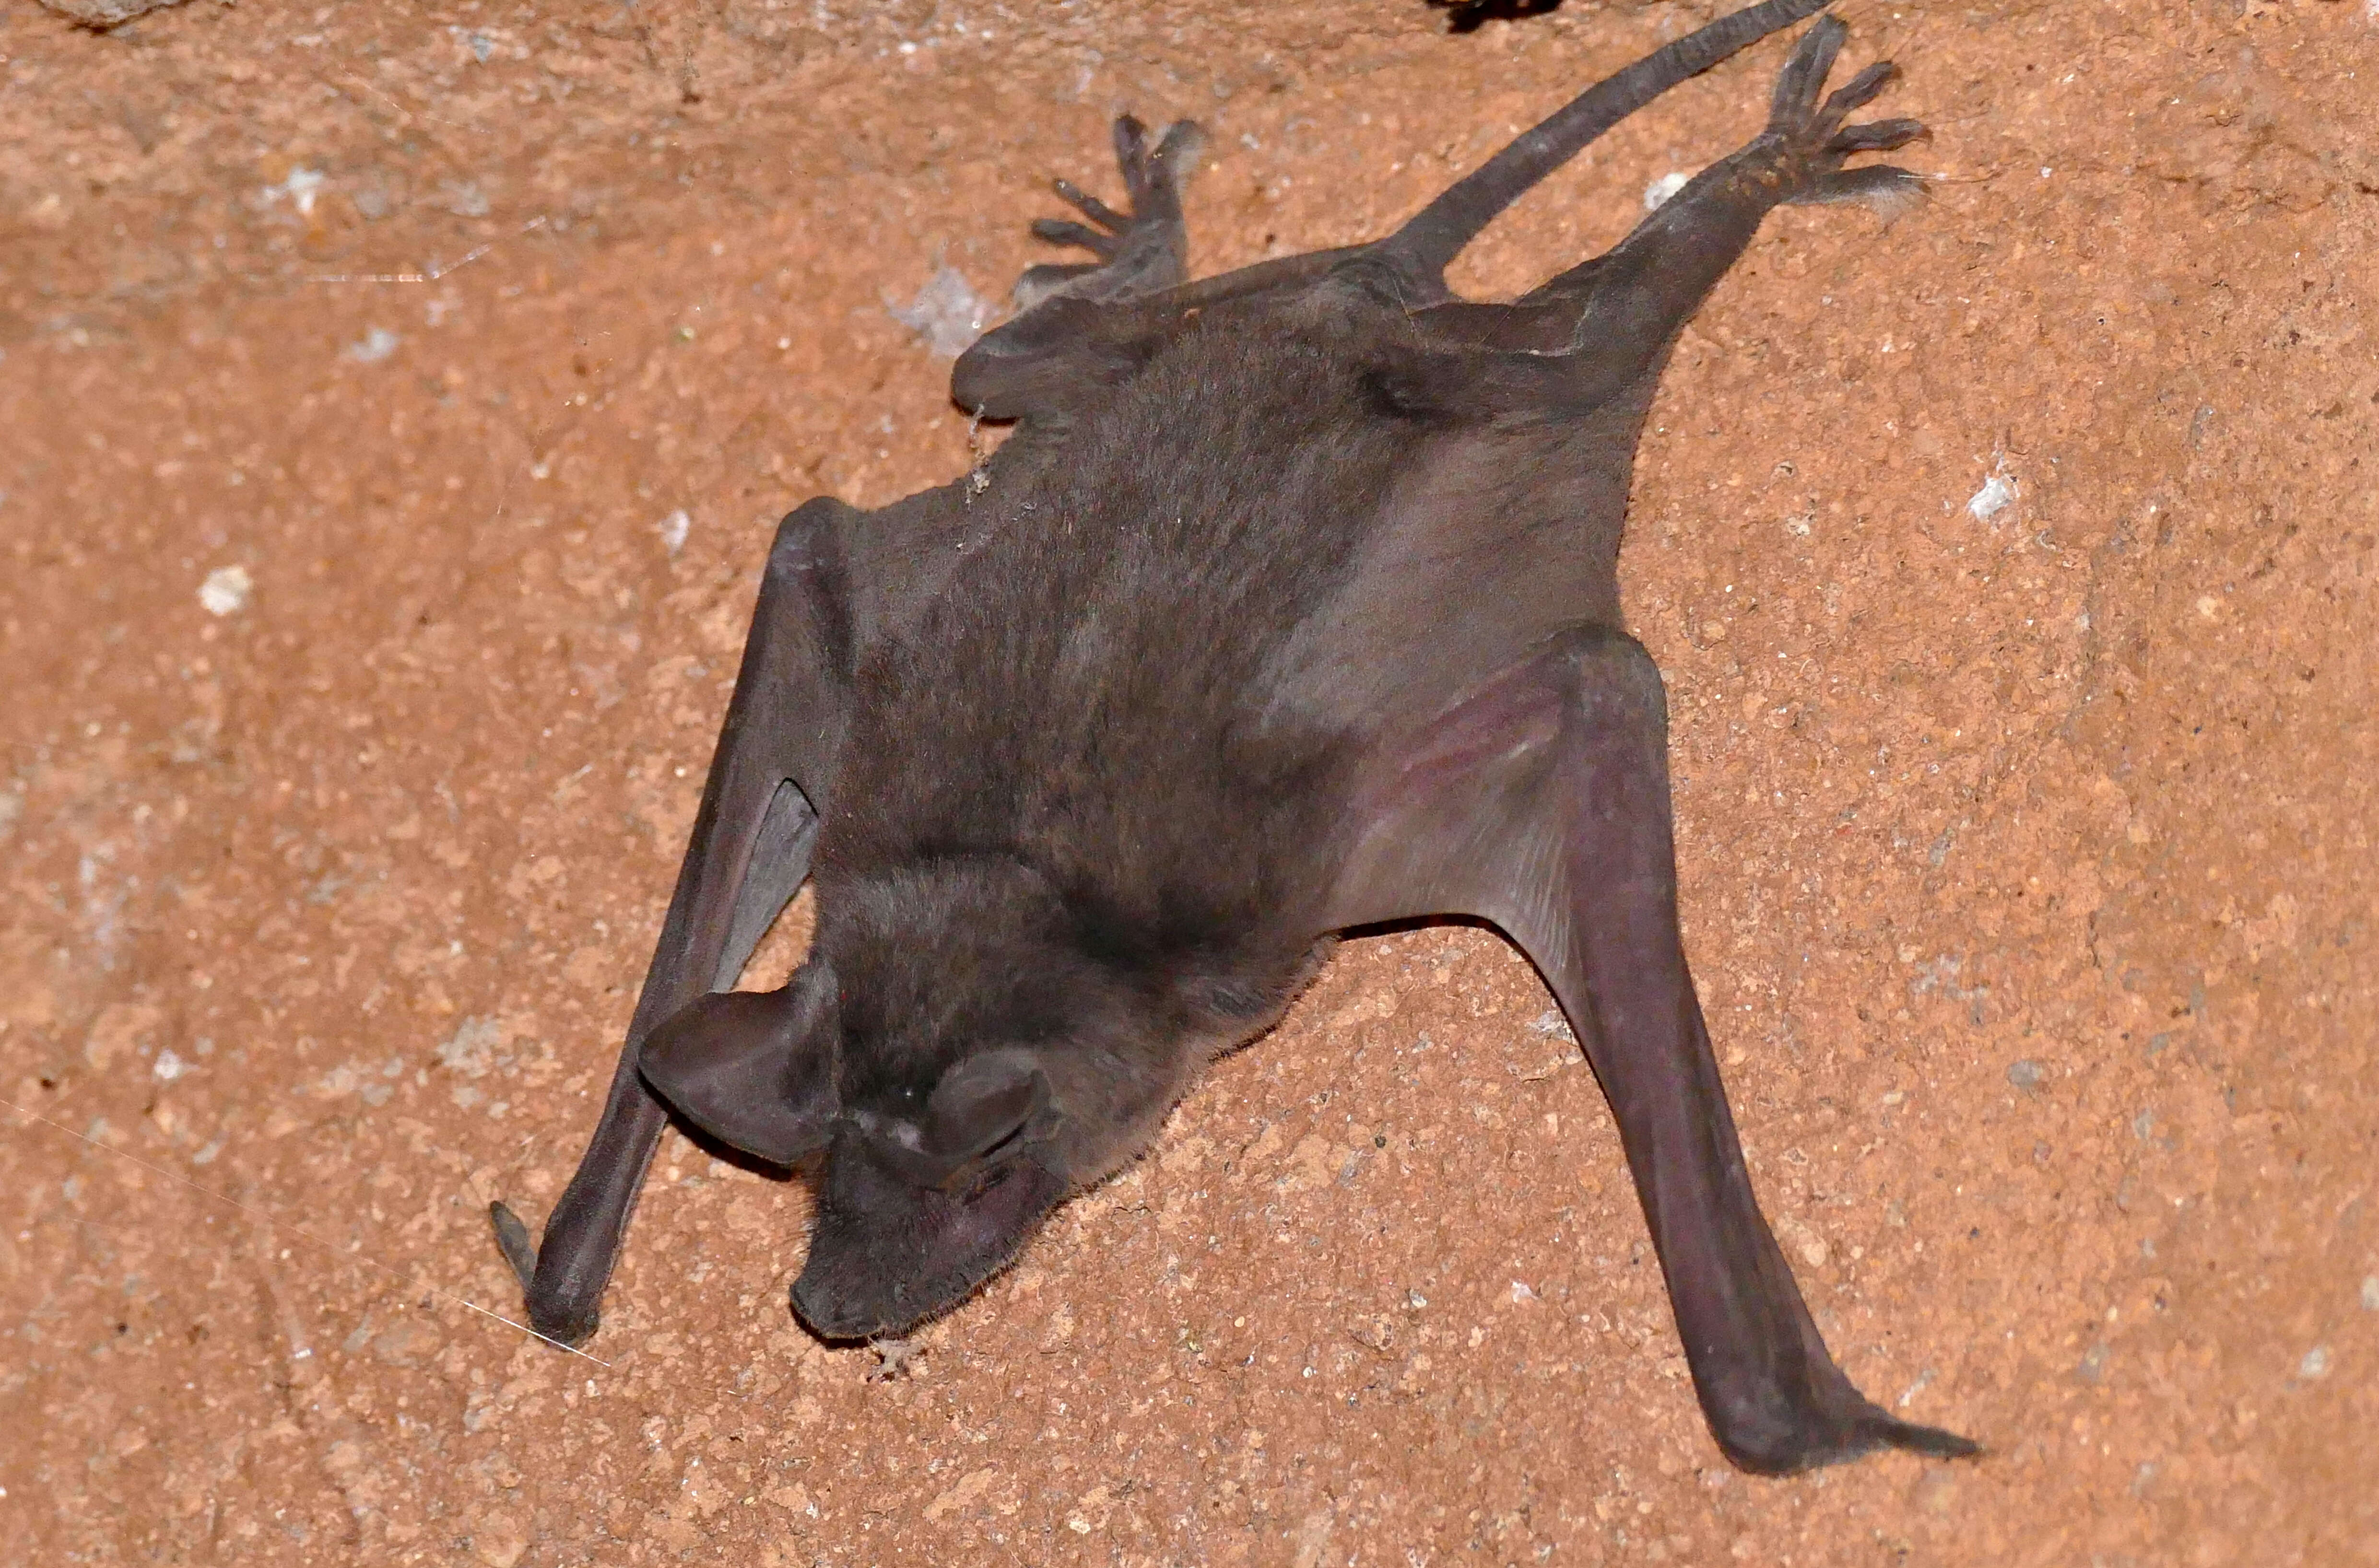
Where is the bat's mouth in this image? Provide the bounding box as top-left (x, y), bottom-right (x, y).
top-left (789, 1127), bottom-right (1069, 1340)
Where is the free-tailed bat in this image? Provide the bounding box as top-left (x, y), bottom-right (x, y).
top-left (492, 0), bottom-right (1980, 1474)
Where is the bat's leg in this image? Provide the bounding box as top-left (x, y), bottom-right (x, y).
top-left (955, 10), bottom-right (1877, 419)
top-left (1541, 16), bottom-right (1923, 366)
top-left (1411, 15), bottom-right (1925, 388)
top-left (502, 496), bottom-right (858, 1346)
top-left (1354, 0), bottom-right (1825, 303)
top-left (1329, 628), bottom-right (1978, 1472)
top-left (954, 117), bottom-right (1377, 417)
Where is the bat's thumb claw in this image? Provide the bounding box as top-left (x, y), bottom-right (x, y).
top-left (488, 1200), bottom-right (538, 1293)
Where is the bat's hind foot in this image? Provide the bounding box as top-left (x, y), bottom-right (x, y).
top-left (1762, 15), bottom-right (1930, 214)
top-left (1010, 116), bottom-right (1204, 310)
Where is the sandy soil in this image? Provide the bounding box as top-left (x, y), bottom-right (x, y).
top-left (3, 0), bottom-right (2375, 1563)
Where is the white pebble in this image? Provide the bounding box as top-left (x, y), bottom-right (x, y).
top-left (2299, 1345), bottom-right (2332, 1380)
top-left (658, 509), bottom-right (691, 556)
top-left (261, 166), bottom-right (326, 217)
top-left (1967, 466), bottom-right (2017, 522)
top-left (344, 326), bottom-right (401, 363)
top-left (198, 565), bottom-right (252, 617)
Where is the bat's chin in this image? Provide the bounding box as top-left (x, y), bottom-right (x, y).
top-left (789, 1141), bottom-right (1069, 1340)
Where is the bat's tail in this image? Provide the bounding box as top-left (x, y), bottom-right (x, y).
top-left (1371, 0), bottom-right (1828, 284)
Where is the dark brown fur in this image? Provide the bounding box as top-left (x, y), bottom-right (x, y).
top-left (493, 2), bottom-right (1980, 1474)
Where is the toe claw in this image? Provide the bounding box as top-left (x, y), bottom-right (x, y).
top-left (1052, 178), bottom-right (1127, 232)
top-left (1827, 117), bottom-right (1930, 156)
top-left (1810, 164), bottom-right (1929, 216)
top-left (1110, 115), bottom-right (1154, 192)
top-left (1031, 217), bottom-right (1120, 258)
top-left (1769, 13), bottom-right (1849, 126)
top-left (1819, 59), bottom-right (1901, 126)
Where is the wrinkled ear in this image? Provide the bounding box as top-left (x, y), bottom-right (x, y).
top-left (638, 963), bottom-right (838, 1166)
top-left (922, 1049), bottom-right (1053, 1166)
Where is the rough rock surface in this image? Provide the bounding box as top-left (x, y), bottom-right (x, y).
top-left (36, 0), bottom-right (192, 32)
top-left (2, 1), bottom-right (2373, 1563)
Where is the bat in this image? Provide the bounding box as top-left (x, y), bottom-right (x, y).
top-left (491, 0), bottom-right (1980, 1474)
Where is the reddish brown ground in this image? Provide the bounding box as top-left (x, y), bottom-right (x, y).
top-left (4, 1), bottom-right (2375, 1563)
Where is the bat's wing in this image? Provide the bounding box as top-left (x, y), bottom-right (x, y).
top-left (1321, 624), bottom-right (1978, 1474)
top-left (498, 494), bottom-right (876, 1347)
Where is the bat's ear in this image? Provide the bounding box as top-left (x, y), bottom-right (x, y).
top-left (921, 1049), bottom-right (1054, 1169)
top-left (638, 963), bottom-right (839, 1166)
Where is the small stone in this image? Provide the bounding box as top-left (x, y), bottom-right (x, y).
top-left (371, 1317), bottom-right (444, 1369)
top-left (36, 0), bottom-right (193, 23)
top-left (260, 165), bottom-right (326, 216)
top-left (1777, 1216), bottom-right (1829, 1268)
top-left (344, 326), bottom-right (401, 363)
top-left (470, 1512), bottom-right (527, 1568)
top-left (198, 565), bottom-right (252, 617)
top-left (2361, 1276), bottom-right (2379, 1312)
top-left (440, 180), bottom-right (491, 218)
top-left (2298, 1345), bottom-right (2331, 1380)
top-left (2005, 1058), bottom-right (2044, 1093)
top-left (1967, 466), bottom-right (2017, 521)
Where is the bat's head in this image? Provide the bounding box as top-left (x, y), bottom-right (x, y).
top-left (638, 859), bottom-right (1225, 1339)
top-left (791, 1045), bottom-right (1076, 1338)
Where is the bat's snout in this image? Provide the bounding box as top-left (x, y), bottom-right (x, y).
top-left (790, 1130), bottom-right (1069, 1341)
top-left (789, 1269), bottom-right (906, 1342)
